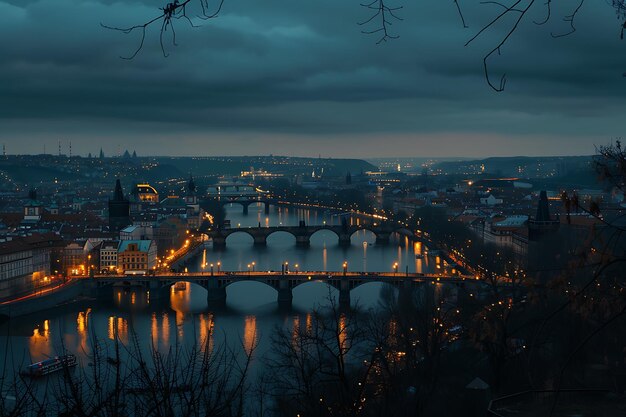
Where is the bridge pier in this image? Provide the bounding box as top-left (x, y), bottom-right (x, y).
top-left (295, 235), bottom-right (310, 247)
top-left (375, 233), bottom-right (390, 245)
top-left (253, 235), bottom-right (267, 246)
top-left (277, 288), bottom-right (293, 307)
top-left (339, 276), bottom-right (350, 307)
top-left (338, 233), bottom-right (352, 246)
top-left (264, 203), bottom-right (270, 215)
top-left (212, 236), bottom-right (226, 249)
top-left (278, 277), bottom-right (292, 307)
top-left (206, 278), bottom-right (226, 307)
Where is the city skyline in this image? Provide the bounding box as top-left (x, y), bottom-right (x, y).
top-left (1, 0), bottom-right (625, 157)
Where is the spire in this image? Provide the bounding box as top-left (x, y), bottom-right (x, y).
top-left (99, 148), bottom-right (104, 159)
top-left (187, 174), bottom-right (196, 196)
top-left (535, 190), bottom-right (551, 222)
top-left (113, 179), bottom-right (125, 201)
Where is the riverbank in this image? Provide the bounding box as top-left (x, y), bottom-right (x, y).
top-left (0, 279), bottom-right (91, 319)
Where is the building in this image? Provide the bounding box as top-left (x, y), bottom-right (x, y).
top-left (109, 179), bottom-right (131, 232)
top-left (528, 190), bottom-right (560, 240)
top-left (117, 240), bottom-right (157, 273)
top-left (0, 233), bottom-right (64, 299)
top-left (479, 194), bottom-right (503, 206)
top-left (98, 240), bottom-right (119, 273)
top-left (63, 242), bottom-right (86, 276)
top-left (22, 190), bottom-right (44, 226)
top-left (130, 183), bottom-right (159, 214)
top-left (120, 225), bottom-right (151, 241)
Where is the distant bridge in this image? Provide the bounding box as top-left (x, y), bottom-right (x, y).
top-left (87, 271), bottom-right (478, 307)
top-left (204, 182), bottom-right (274, 214)
top-left (203, 223), bottom-right (415, 247)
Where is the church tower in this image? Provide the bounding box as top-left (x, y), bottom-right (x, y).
top-left (108, 179), bottom-right (131, 232)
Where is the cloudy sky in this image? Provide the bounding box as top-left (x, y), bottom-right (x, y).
top-left (0, 0), bottom-right (625, 158)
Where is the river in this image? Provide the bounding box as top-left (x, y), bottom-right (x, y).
top-left (0, 203), bottom-right (440, 376)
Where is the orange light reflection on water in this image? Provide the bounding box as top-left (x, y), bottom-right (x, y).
top-left (29, 319), bottom-right (51, 361)
top-left (199, 313), bottom-right (214, 352)
top-left (243, 315), bottom-right (257, 354)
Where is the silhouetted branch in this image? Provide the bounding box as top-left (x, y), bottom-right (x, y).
top-left (101, 0), bottom-right (224, 59)
top-left (551, 0), bottom-right (586, 38)
top-left (358, 0), bottom-right (403, 44)
top-left (454, 0), bottom-right (469, 28)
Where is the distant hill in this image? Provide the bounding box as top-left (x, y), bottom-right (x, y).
top-left (155, 156), bottom-right (377, 177)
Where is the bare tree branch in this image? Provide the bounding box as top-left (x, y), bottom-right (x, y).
top-left (358, 0), bottom-right (403, 44)
top-left (101, 0), bottom-right (224, 59)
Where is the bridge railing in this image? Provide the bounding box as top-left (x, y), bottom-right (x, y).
top-left (87, 270), bottom-right (473, 281)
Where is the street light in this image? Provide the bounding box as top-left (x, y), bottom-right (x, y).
top-left (217, 261), bottom-right (221, 273)
top-left (393, 262), bottom-right (398, 274)
top-left (210, 263), bottom-right (214, 275)
top-left (343, 261), bottom-right (348, 275)
top-left (251, 261), bottom-right (256, 272)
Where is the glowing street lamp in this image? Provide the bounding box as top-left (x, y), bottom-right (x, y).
top-left (251, 261), bottom-right (256, 272)
top-left (343, 261), bottom-right (348, 275)
top-left (210, 263), bottom-right (214, 275)
top-left (393, 262), bottom-right (399, 274)
top-left (217, 261), bottom-right (221, 273)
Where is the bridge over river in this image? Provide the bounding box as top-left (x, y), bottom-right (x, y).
top-left (204, 222), bottom-right (416, 248)
top-left (88, 271), bottom-right (479, 307)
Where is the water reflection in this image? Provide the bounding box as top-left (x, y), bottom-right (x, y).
top-left (29, 319), bottom-right (51, 360)
top-left (77, 309), bottom-right (90, 353)
top-left (2, 205), bottom-right (442, 378)
top-left (151, 312), bottom-right (159, 346)
top-left (243, 315), bottom-right (257, 354)
top-left (199, 313), bottom-right (214, 352)
top-left (107, 316), bottom-right (128, 344)
top-left (161, 312), bottom-right (170, 345)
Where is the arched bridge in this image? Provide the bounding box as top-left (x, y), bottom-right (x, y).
top-left (214, 197), bottom-right (276, 215)
top-left (87, 271), bottom-right (477, 307)
top-left (204, 223), bottom-right (415, 247)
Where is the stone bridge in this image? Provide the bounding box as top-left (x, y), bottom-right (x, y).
top-left (87, 271), bottom-right (476, 308)
top-left (204, 222), bottom-right (415, 247)
top-left (214, 197), bottom-right (276, 214)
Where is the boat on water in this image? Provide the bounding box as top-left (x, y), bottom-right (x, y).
top-left (22, 354), bottom-right (77, 377)
top-left (174, 282), bottom-right (187, 291)
top-left (415, 253), bottom-right (425, 259)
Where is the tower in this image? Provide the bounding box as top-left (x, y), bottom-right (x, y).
top-left (528, 190), bottom-right (559, 240)
top-left (185, 175), bottom-right (197, 202)
top-left (108, 179), bottom-right (131, 232)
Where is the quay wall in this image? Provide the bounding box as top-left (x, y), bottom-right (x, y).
top-left (0, 279), bottom-right (93, 319)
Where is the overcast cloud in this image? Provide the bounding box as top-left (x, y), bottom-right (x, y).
top-left (0, 0), bottom-right (624, 157)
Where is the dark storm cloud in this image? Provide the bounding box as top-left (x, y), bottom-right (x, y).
top-left (0, 0), bottom-right (625, 156)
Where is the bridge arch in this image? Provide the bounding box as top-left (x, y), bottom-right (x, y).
top-left (309, 227), bottom-right (340, 245)
top-left (265, 229), bottom-right (297, 245)
top-left (223, 230), bottom-right (257, 244)
top-left (349, 227), bottom-right (379, 242)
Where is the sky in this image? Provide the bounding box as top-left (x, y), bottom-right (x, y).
top-left (0, 0), bottom-right (625, 158)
